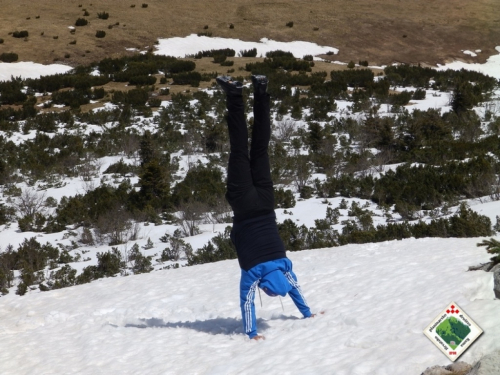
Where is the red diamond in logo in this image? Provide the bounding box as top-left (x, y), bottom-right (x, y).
top-left (447, 310), bottom-right (450, 313)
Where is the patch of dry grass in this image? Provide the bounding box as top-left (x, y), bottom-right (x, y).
top-left (0, 0), bottom-right (498, 67)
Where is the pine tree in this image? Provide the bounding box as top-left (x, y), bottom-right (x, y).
top-left (451, 81), bottom-right (477, 115)
top-left (138, 160), bottom-right (170, 209)
top-left (139, 131), bottom-right (157, 167)
top-left (477, 238), bottom-right (500, 265)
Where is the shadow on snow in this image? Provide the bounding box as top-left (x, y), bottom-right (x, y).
top-left (117, 314), bottom-right (300, 335)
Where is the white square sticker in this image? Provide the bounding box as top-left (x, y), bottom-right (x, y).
top-left (423, 302), bottom-right (483, 361)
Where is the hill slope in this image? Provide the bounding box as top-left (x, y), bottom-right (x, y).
top-left (0, 0), bottom-right (499, 66)
top-left (0, 237), bottom-right (498, 374)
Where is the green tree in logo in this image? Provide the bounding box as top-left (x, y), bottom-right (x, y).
top-left (436, 317), bottom-right (471, 349)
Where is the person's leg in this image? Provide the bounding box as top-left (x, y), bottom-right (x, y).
top-left (250, 75), bottom-right (274, 210)
top-left (217, 77), bottom-right (256, 216)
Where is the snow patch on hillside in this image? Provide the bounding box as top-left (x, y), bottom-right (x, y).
top-left (439, 46), bottom-right (500, 79)
top-left (0, 62), bottom-right (73, 81)
top-left (155, 34), bottom-right (338, 59)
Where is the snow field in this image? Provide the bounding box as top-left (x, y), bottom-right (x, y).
top-left (0, 237), bottom-right (499, 375)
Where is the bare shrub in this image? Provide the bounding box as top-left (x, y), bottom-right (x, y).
top-left (204, 199), bottom-right (232, 231)
top-left (94, 206), bottom-right (134, 245)
top-left (80, 227), bottom-right (95, 245)
top-left (16, 188), bottom-right (46, 217)
top-left (177, 200), bottom-right (207, 237)
top-left (78, 153), bottom-right (103, 193)
top-left (120, 133), bottom-right (141, 159)
top-left (77, 153), bottom-right (103, 181)
top-left (491, 175), bottom-right (500, 201)
top-left (292, 155), bottom-right (314, 193)
top-left (274, 119), bottom-right (297, 143)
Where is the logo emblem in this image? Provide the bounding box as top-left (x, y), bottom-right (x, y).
top-left (423, 302), bottom-right (483, 361)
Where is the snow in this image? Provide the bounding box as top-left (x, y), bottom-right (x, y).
top-left (463, 50), bottom-right (477, 57)
top-left (155, 34), bottom-right (338, 59)
top-left (0, 62), bottom-right (73, 81)
top-left (0, 237), bottom-right (498, 375)
top-left (438, 46), bottom-right (500, 80)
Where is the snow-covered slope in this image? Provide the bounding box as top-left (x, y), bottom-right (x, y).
top-left (1, 237), bottom-right (498, 375)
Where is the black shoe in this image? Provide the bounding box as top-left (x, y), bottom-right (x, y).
top-left (216, 76), bottom-right (243, 96)
top-left (251, 75), bottom-right (268, 96)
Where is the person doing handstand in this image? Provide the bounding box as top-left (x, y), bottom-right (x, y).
top-left (216, 75), bottom-right (314, 341)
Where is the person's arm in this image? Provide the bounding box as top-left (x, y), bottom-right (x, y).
top-left (284, 271), bottom-right (312, 318)
top-left (240, 270), bottom-right (260, 339)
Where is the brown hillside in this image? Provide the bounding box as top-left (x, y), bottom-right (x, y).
top-left (0, 0), bottom-right (499, 67)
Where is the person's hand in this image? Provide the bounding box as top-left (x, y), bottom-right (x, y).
top-left (251, 335), bottom-right (265, 341)
top-left (310, 311), bottom-right (325, 318)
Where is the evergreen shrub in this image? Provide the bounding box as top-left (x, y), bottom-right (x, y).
top-left (129, 75), bottom-right (157, 85)
top-left (91, 87), bottom-right (106, 100)
top-left (95, 30), bottom-right (106, 38)
top-left (187, 227), bottom-right (236, 265)
top-left (75, 18), bottom-right (88, 26)
top-left (274, 188), bottom-right (296, 208)
top-left (240, 48), bottom-right (257, 57)
top-left (13, 31), bottom-right (29, 38)
top-left (330, 68), bottom-right (374, 88)
top-left (171, 71), bottom-right (202, 86)
top-left (213, 54), bottom-right (227, 64)
top-left (0, 78), bottom-right (27, 104)
top-left (412, 88), bottom-right (426, 100)
top-left (388, 91), bottom-right (413, 106)
top-left (172, 164), bottom-right (225, 207)
top-left (148, 97), bottom-right (161, 107)
top-left (76, 248), bottom-right (124, 284)
top-left (190, 48), bottom-right (235, 59)
top-left (104, 159), bottom-right (135, 175)
top-left (0, 53), bottom-right (18, 63)
top-left (97, 12), bottom-right (109, 20)
top-left (51, 89), bottom-right (90, 109)
top-left (49, 265), bottom-right (77, 289)
top-left (112, 87), bottom-right (149, 107)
